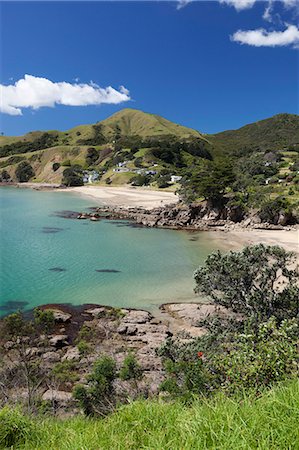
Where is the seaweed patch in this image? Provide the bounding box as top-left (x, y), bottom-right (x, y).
top-left (95, 269), bottom-right (121, 273)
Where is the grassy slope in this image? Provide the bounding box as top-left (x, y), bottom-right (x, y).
top-left (209, 113), bottom-right (299, 155)
top-left (1, 110), bottom-right (298, 186)
top-left (99, 108), bottom-right (204, 140)
top-left (2, 380), bottom-right (299, 450)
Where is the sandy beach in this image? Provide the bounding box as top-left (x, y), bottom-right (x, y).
top-left (64, 185), bottom-right (179, 209)
top-left (210, 228), bottom-right (299, 255)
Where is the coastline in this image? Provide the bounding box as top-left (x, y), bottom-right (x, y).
top-left (59, 185), bottom-right (179, 209)
top-left (3, 183), bottom-right (298, 254)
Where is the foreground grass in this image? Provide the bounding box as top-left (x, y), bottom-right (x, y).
top-left (1, 380), bottom-right (299, 449)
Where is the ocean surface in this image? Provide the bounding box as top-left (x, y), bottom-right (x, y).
top-left (0, 187), bottom-right (225, 315)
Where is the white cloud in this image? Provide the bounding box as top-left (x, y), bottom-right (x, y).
top-left (176, 0), bottom-right (192, 10)
top-left (220, 0), bottom-right (257, 11)
top-left (0, 75), bottom-right (131, 116)
top-left (231, 24), bottom-right (299, 47)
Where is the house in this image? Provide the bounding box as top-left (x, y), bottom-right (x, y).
top-left (83, 170), bottom-right (100, 184)
top-left (113, 167), bottom-right (130, 173)
top-left (170, 175), bottom-right (182, 183)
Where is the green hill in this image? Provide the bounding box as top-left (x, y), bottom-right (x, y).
top-left (99, 108), bottom-right (204, 139)
top-left (209, 113), bottom-right (299, 155)
top-left (0, 109), bottom-right (298, 189)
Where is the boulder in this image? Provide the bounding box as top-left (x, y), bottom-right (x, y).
top-left (42, 390), bottom-right (72, 403)
top-left (85, 307), bottom-right (107, 318)
top-left (49, 334), bottom-right (69, 349)
top-left (51, 309), bottom-right (72, 323)
top-left (123, 310), bottom-right (152, 324)
top-left (62, 347), bottom-right (81, 362)
top-left (42, 351), bottom-right (61, 363)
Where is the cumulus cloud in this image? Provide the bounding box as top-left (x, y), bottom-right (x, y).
top-left (220, 0), bottom-right (257, 11)
top-left (0, 75), bottom-right (131, 116)
top-left (231, 24), bottom-right (299, 47)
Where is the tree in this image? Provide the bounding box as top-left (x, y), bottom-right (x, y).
top-left (0, 170), bottom-right (10, 182)
top-left (15, 161), bottom-right (35, 182)
top-left (85, 148), bottom-right (99, 167)
top-left (62, 165), bottom-right (83, 186)
top-left (180, 158), bottom-right (235, 204)
top-left (194, 244), bottom-right (299, 322)
top-left (259, 197), bottom-right (296, 225)
top-left (130, 174), bottom-right (151, 186)
top-left (52, 162), bottom-right (60, 172)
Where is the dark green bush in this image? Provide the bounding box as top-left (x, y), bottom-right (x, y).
top-left (15, 161), bottom-right (35, 182)
top-left (119, 353), bottom-right (143, 381)
top-left (73, 356), bottom-right (117, 416)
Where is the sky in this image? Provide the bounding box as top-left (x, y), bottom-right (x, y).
top-left (0, 0), bottom-right (298, 136)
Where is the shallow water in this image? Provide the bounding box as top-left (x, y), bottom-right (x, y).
top-left (0, 187), bottom-right (225, 315)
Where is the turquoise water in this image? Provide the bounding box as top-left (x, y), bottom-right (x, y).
top-left (0, 187), bottom-right (223, 315)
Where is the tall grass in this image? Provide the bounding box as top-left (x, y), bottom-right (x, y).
top-left (1, 380), bottom-right (299, 449)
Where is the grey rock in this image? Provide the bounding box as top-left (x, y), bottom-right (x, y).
top-left (51, 309), bottom-right (72, 323)
top-left (42, 390), bottom-right (72, 403)
top-left (42, 351), bottom-right (61, 363)
top-left (62, 347), bottom-right (80, 362)
top-left (49, 334), bottom-right (69, 348)
top-left (123, 310), bottom-right (152, 324)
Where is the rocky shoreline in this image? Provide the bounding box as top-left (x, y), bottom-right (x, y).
top-left (78, 201), bottom-right (297, 231)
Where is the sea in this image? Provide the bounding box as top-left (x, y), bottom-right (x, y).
top-left (0, 186), bottom-right (226, 315)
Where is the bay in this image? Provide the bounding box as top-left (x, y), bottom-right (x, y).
top-left (0, 187), bottom-right (224, 315)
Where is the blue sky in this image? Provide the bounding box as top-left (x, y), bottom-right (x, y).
top-left (0, 1), bottom-right (298, 136)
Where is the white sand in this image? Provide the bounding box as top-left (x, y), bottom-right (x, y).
top-left (64, 185), bottom-right (179, 209)
top-left (209, 228), bottom-right (299, 255)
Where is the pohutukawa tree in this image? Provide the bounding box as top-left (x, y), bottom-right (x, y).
top-left (194, 244), bottom-right (299, 322)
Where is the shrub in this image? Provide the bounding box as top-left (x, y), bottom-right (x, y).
top-left (259, 197), bottom-right (295, 224)
top-left (194, 244), bottom-right (299, 323)
top-left (212, 317), bottom-right (299, 392)
top-left (52, 361), bottom-right (80, 384)
top-left (130, 174), bottom-right (151, 186)
top-left (77, 339), bottom-right (92, 356)
top-left (62, 165), bottom-right (83, 186)
top-left (119, 353), bottom-right (143, 381)
top-left (33, 308), bottom-right (55, 333)
top-left (0, 170), bottom-right (10, 181)
top-left (73, 356), bottom-right (117, 416)
top-left (86, 147), bottom-right (99, 166)
top-left (15, 161), bottom-right (35, 182)
top-left (52, 162), bottom-right (60, 172)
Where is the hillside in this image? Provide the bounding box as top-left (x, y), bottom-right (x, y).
top-left (99, 108), bottom-right (204, 139)
top-left (209, 113), bottom-right (299, 155)
top-left (0, 108), bottom-right (211, 186)
top-left (0, 110), bottom-right (298, 201)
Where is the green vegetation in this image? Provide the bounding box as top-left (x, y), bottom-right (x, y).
top-left (0, 109), bottom-right (298, 217)
top-left (194, 244), bottom-right (299, 321)
top-left (73, 356), bottom-right (117, 416)
top-left (62, 165), bottom-right (83, 186)
top-left (15, 161), bottom-right (35, 182)
top-left (210, 113), bottom-right (299, 155)
top-left (1, 380), bottom-right (299, 449)
top-left (0, 132), bottom-right (58, 158)
top-left (0, 244), bottom-right (298, 447)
